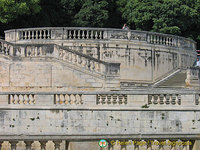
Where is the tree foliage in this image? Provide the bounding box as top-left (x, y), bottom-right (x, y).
top-left (0, 0), bottom-right (41, 23)
top-left (0, 0), bottom-right (199, 48)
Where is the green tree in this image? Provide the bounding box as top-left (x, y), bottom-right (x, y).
top-left (0, 0), bottom-right (41, 23)
top-left (73, 0), bottom-right (109, 27)
top-left (117, 0), bottom-right (200, 48)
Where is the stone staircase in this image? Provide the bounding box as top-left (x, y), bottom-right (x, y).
top-left (153, 69), bottom-right (187, 88)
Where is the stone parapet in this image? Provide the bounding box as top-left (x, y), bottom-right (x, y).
top-left (0, 89), bottom-right (199, 108)
top-left (4, 27), bottom-right (196, 51)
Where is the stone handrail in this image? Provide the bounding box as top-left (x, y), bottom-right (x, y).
top-left (0, 39), bottom-right (120, 77)
top-left (1, 89), bottom-right (200, 108)
top-left (5, 27), bottom-right (196, 51)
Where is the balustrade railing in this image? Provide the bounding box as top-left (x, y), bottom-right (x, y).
top-left (1, 90), bottom-right (200, 107)
top-left (0, 39), bottom-right (120, 76)
top-left (97, 94), bottom-right (127, 105)
top-left (55, 94), bottom-right (83, 105)
top-left (148, 94), bottom-right (181, 105)
top-left (55, 45), bottom-right (120, 76)
top-left (4, 27), bottom-right (196, 51)
top-left (9, 94), bottom-right (36, 105)
top-left (0, 139), bottom-right (192, 150)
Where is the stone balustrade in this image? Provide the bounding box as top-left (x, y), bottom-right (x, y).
top-left (148, 94), bottom-right (181, 105)
top-left (55, 94), bottom-right (83, 105)
top-left (0, 140), bottom-right (63, 150)
top-left (0, 89), bottom-right (199, 108)
top-left (97, 94), bottom-right (127, 105)
top-left (0, 39), bottom-right (120, 77)
top-left (55, 45), bottom-right (120, 76)
top-left (4, 27), bottom-right (196, 51)
top-left (9, 94), bottom-right (36, 105)
top-left (0, 139), bottom-right (192, 150)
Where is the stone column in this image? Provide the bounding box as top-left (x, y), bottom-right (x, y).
top-left (40, 141), bottom-right (47, 150)
top-left (126, 140), bottom-right (135, 150)
top-left (10, 141), bottom-right (18, 150)
top-left (25, 141), bottom-right (32, 150)
top-left (54, 140), bottom-right (62, 150)
top-left (113, 140), bottom-right (121, 150)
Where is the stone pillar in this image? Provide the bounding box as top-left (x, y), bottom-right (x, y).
top-left (192, 140), bottom-right (200, 150)
top-left (126, 140), bottom-right (135, 150)
top-left (40, 141), bottom-right (47, 150)
top-left (54, 140), bottom-right (62, 150)
top-left (113, 140), bottom-right (121, 150)
top-left (10, 141), bottom-right (18, 150)
top-left (25, 141), bottom-right (32, 150)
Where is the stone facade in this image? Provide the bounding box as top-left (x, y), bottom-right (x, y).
top-left (0, 27), bottom-right (199, 150)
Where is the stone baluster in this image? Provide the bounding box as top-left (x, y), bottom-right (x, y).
top-left (139, 140), bottom-right (147, 150)
top-left (95, 31), bottom-right (98, 39)
top-left (43, 30), bottom-right (46, 39)
top-left (24, 31), bottom-right (27, 39)
top-left (113, 140), bottom-right (121, 150)
top-left (86, 30), bottom-right (89, 39)
top-left (153, 35), bottom-right (156, 44)
top-left (70, 94), bottom-right (76, 104)
top-left (122, 95), bottom-right (126, 105)
top-left (72, 30), bottom-right (76, 39)
top-left (28, 31), bottom-right (31, 39)
top-left (166, 37), bottom-right (169, 45)
top-left (64, 94), bottom-right (69, 104)
top-left (25, 141), bottom-right (32, 150)
top-left (99, 95), bottom-right (103, 105)
top-left (39, 30), bottom-right (42, 39)
top-left (18, 94), bottom-right (23, 104)
top-left (99, 31), bottom-right (102, 39)
top-left (104, 95), bottom-right (108, 104)
top-left (31, 30), bottom-right (34, 39)
top-left (151, 95), bottom-right (154, 104)
top-left (75, 94), bottom-right (82, 104)
top-left (91, 30), bottom-right (94, 39)
top-left (0, 141), bottom-right (2, 150)
top-left (82, 57), bottom-right (87, 67)
top-left (110, 95), bottom-right (114, 105)
top-left (55, 94), bottom-right (59, 104)
top-left (169, 95), bottom-right (172, 104)
top-left (160, 36), bottom-right (163, 44)
top-left (90, 60), bottom-right (95, 70)
top-left (157, 95), bottom-right (161, 104)
top-left (94, 62), bottom-right (100, 72)
top-left (156, 36), bottom-right (159, 44)
top-left (54, 140), bottom-right (62, 150)
top-left (186, 141), bottom-right (190, 150)
top-left (69, 30), bottom-right (72, 39)
top-left (14, 95), bottom-right (19, 104)
top-left (163, 140), bottom-right (171, 150)
top-left (77, 30), bottom-right (80, 39)
top-left (175, 94), bottom-right (179, 105)
top-left (40, 141), bottom-right (47, 150)
top-left (24, 94), bottom-right (29, 104)
top-left (82, 30), bottom-right (85, 39)
top-left (116, 95), bottom-right (120, 104)
top-left (163, 95), bottom-right (167, 104)
top-left (47, 30), bottom-right (50, 39)
top-left (59, 94), bottom-right (65, 104)
top-left (35, 30), bottom-right (38, 39)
